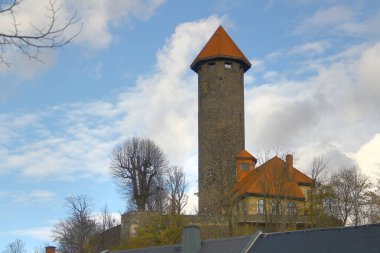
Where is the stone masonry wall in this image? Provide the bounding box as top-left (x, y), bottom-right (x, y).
top-left (198, 60), bottom-right (245, 215)
top-left (120, 211), bottom-right (232, 241)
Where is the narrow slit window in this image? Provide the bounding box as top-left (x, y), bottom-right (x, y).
top-left (208, 62), bottom-right (216, 71)
top-left (225, 62), bottom-right (232, 69)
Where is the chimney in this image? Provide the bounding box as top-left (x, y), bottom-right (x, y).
top-left (181, 226), bottom-right (201, 253)
top-left (45, 246), bottom-right (56, 253)
top-left (286, 154), bottom-right (293, 169)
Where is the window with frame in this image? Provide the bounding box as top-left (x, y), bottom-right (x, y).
top-left (257, 199), bottom-right (264, 215)
top-left (224, 62), bottom-right (232, 69)
top-left (287, 202), bottom-right (297, 216)
top-left (240, 163), bottom-right (249, 171)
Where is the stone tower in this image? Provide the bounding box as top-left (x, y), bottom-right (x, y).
top-left (191, 26), bottom-right (251, 215)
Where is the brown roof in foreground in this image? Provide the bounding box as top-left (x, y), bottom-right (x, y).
top-left (233, 156), bottom-right (313, 200)
top-left (191, 26), bottom-right (251, 73)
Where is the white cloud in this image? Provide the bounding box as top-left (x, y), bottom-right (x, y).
top-left (288, 41), bottom-right (330, 56)
top-left (245, 42), bottom-right (380, 176)
top-left (0, 48), bottom-right (57, 80)
top-left (10, 190), bottom-right (56, 204)
top-left (355, 134), bottom-right (380, 180)
top-left (184, 185), bottom-right (199, 214)
top-left (117, 15), bottom-right (223, 170)
top-left (294, 5), bottom-right (380, 39)
top-left (7, 227), bottom-right (52, 241)
top-left (340, 11), bottom-right (380, 37)
top-left (295, 5), bottom-right (354, 33)
top-left (67, 0), bottom-right (166, 49)
top-left (0, 0), bottom-right (165, 77)
top-left (0, 16), bottom-right (224, 184)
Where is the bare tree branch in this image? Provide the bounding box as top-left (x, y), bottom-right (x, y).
top-left (110, 137), bottom-right (168, 211)
top-left (0, 0), bottom-right (82, 65)
top-left (3, 239), bottom-right (25, 253)
top-left (52, 194), bottom-right (97, 253)
top-left (167, 166), bottom-right (188, 215)
top-left (308, 155), bottom-right (329, 185)
top-left (327, 167), bottom-right (371, 225)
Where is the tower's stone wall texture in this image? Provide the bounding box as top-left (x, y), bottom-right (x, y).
top-left (198, 60), bottom-right (245, 215)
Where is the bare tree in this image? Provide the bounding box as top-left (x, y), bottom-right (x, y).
top-left (52, 194), bottom-right (97, 253)
top-left (363, 191), bottom-right (380, 224)
top-left (308, 156), bottom-right (329, 184)
top-left (110, 137), bottom-right (168, 211)
top-left (0, 0), bottom-right (81, 65)
top-left (306, 156), bottom-right (329, 226)
top-left (33, 246), bottom-right (44, 253)
top-left (167, 166), bottom-right (188, 215)
top-left (256, 145), bottom-right (293, 166)
top-left (99, 204), bottom-right (119, 232)
top-left (146, 172), bottom-right (168, 213)
top-left (3, 239), bottom-right (25, 253)
top-left (328, 167), bottom-right (371, 225)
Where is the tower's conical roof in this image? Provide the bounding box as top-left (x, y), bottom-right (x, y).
top-left (191, 26), bottom-right (251, 73)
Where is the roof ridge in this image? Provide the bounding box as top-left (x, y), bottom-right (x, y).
top-left (261, 223), bottom-right (380, 237)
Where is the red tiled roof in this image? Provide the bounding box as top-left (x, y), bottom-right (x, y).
top-left (236, 149), bottom-right (254, 158)
top-left (233, 156), bottom-right (313, 199)
top-left (236, 150), bottom-right (257, 161)
top-left (191, 26), bottom-right (251, 72)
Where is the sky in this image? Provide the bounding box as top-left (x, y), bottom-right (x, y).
top-left (0, 0), bottom-right (380, 251)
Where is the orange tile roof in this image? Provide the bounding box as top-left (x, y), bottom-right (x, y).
top-left (236, 149), bottom-right (257, 163)
top-left (191, 26), bottom-right (251, 73)
top-left (233, 156), bottom-right (313, 200)
top-left (236, 149), bottom-right (254, 158)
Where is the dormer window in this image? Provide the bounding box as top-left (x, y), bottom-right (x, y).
top-left (240, 163), bottom-right (249, 171)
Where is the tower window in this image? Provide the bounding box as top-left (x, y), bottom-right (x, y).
top-left (208, 62), bottom-right (215, 71)
top-left (224, 62), bottom-right (232, 69)
top-left (240, 163), bottom-right (249, 171)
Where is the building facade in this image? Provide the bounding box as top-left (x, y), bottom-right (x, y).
top-left (233, 152), bottom-right (313, 226)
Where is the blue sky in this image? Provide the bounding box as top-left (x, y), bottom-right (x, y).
top-left (1, 0), bottom-right (380, 251)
